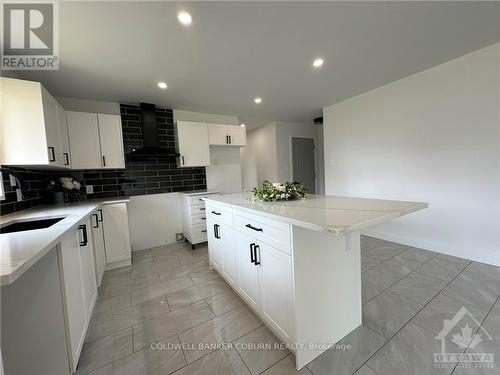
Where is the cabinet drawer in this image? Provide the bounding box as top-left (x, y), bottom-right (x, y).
top-left (206, 202), bottom-right (233, 226)
top-left (189, 194), bottom-right (218, 206)
top-left (191, 213), bottom-right (207, 225)
top-left (234, 210), bottom-right (291, 254)
top-left (193, 224), bottom-right (208, 243)
top-left (190, 205), bottom-right (207, 215)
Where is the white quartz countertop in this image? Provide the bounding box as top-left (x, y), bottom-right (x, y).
top-left (204, 194), bottom-right (427, 234)
top-left (179, 190), bottom-right (219, 196)
top-left (0, 198), bottom-right (129, 286)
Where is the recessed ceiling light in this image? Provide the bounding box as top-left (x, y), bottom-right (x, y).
top-left (254, 97), bottom-right (262, 104)
top-left (157, 82), bottom-right (167, 89)
top-left (313, 58), bottom-right (324, 68)
top-left (177, 11), bottom-right (193, 26)
top-left (240, 123), bottom-right (246, 128)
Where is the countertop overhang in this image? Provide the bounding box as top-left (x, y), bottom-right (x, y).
top-left (204, 194), bottom-right (428, 234)
top-left (0, 198), bottom-right (130, 286)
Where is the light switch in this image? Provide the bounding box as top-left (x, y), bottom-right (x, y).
top-left (86, 185), bottom-right (94, 194)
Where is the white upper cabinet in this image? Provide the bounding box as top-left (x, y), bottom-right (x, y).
top-left (56, 101), bottom-right (71, 167)
top-left (175, 121), bottom-right (211, 167)
top-left (67, 112), bottom-right (125, 169)
top-left (208, 123), bottom-right (247, 146)
top-left (1, 77), bottom-right (70, 168)
top-left (97, 114), bottom-right (125, 169)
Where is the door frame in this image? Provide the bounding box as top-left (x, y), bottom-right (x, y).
top-left (289, 136), bottom-right (317, 194)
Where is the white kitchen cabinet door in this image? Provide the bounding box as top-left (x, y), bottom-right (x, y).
top-left (56, 101), bottom-right (71, 168)
top-left (91, 210), bottom-right (106, 287)
top-left (258, 242), bottom-right (292, 341)
top-left (207, 218), bottom-right (222, 271)
top-left (102, 203), bottom-right (132, 264)
top-left (228, 126), bottom-right (247, 146)
top-left (78, 219), bottom-right (98, 320)
top-left (235, 231), bottom-right (260, 311)
top-left (176, 121), bottom-right (210, 167)
top-left (58, 229), bottom-right (87, 372)
top-left (208, 124), bottom-right (229, 145)
top-left (40, 87), bottom-right (62, 166)
top-left (97, 114), bottom-right (125, 169)
top-left (67, 111), bottom-right (102, 169)
top-left (220, 224), bottom-right (237, 286)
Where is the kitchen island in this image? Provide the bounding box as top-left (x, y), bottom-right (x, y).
top-left (203, 193), bottom-right (427, 369)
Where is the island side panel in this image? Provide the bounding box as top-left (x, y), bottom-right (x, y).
top-left (292, 226), bottom-right (362, 369)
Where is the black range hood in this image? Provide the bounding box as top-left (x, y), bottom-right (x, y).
top-left (126, 103), bottom-right (179, 159)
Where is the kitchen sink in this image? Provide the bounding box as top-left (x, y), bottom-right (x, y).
top-left (0, 217), bottom-right (65, 234)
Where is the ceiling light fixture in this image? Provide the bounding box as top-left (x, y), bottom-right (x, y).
top-left (177, 11), bottom-right (193, 26)
top-left (313, 58), bottom-right (324, 68)
top-left (240, 123), bottom-right (246, 128)
top-left (254, 97), bottom-right (262, 104)
top-left (157, 82), bottom-right (168, 89)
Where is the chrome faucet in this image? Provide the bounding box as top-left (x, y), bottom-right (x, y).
top-left (0, 168), bottom-right (25, 200)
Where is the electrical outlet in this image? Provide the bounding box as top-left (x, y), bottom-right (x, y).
top-left (86, 185), bottom-right (94, 194)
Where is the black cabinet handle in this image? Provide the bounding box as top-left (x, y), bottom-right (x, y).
top-left (250, 243), bottom-right (256, 264)
top-left (48, 147), bottom-right (56, 162)
top-left (225, 135), bottom-right (229, 144)
top-left (93, 213), bottom-right (99, 228)
top-left (201, 217), bottom-right (206, 220)
top-left (211, 210), bottom-right (221, 216)
top-left (64, 152), bottom-right (70, 165)
top-left (229, 135), bottom-right (232, 144)
top-left (199, 207), bottom-right (206, 211)
top-left (246, 224), bottom-right (263, 232)
top-left (181, 155), bottom-right (185, 165)
top-left (98, 209), bottom-right (103, 222)
top-left (102, 155), bottom-right (106, 167)
top-left (78, 224), bottom-right (88, 246)
top-left (214, 224), bottom-right (220, 239)
top-left (201, 229), bottom-right (207, 233)
top-left (254, 245), bottom-right (261, 265)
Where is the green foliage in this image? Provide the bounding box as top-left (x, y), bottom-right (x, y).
top-left (251, 180), bottom-right (306, 202)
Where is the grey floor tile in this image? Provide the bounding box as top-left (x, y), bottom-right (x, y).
top-left (389, 272), bottom-right (447, 304)
top-left (360, 237), bottom-right (387, 252)
top-left (76, 328), bottom-right (133, 375)
top-left (353, 365), bottom-right (378, 375)
top-left (262, 354), bottom-right (312, 375)
top-left (436, 253), bottom-right (471, 266)
top-left (462, 262), bottom-right (500, 292)
top-left (131, 276), bottom-right (193, 306)
top-left (482, 302), bottom-right (500, 337)
top-left (400, 247), bottom-right (437, 263)
top-left (88, 335), bottom-right (186, 375)
top-left (233, 326), bottom-right (289, 375)
top-left (109, 293), bottom-right (132, 311)
top-left (112, 296), bottom-right (170, 326)
top-left (158, 259), bottom-right (209, 282)
top-left (362, 290), bottom-right (423, 339)
top-left (179, 305), bottom-right (263, 363)
top-left (373, 255), bottom-right (422, 279)
top-left (411, 294), bottom-right (488, 336)
top-left (307, 325), bottom-right (385, 375)
top-left (361, 256), bottom-right (383, 272)
top-left (171, 348), bottom-right (250, 375)
top-left (85, 310), bottom-right (131, 343)
top-left (362, 269), bottom-right (399, 303)
top-left (133, 300), bottom-right (214, 351)
top-left (363, 245), bottom-right (406, 261)
top-left (166, 278), bottom-right (231, 310)
top-left (442, 273), bottom-right (498, 312)
top-left (102, 266), bottom-right (131, 280)
top-left (93, 299), bottom-right (112, 314)
top-left (190, 269), bottom-right (221, 284)
top-left (415, 257), bottom-right (468, 282)
top-left (206, 290), bottom-right (245, 316)
top-left (367, 323), bottom-right (461, 375)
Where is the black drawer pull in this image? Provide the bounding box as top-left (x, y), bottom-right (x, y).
top-left (78, 224), bottom-right (88, 246)
top-left (98, 209), bottom-right (103, 222)
top-left (250, 243), bottom-right (256, 264)
top-left (211, 211), bottom-right (221, 216)
top-left (246, 224), bottom-right (263, 232)
top-left (93, 213), bottom-right (99, 228)
top-left (199, 207), bottom-right (206, 211)
top-left (254, 245), bottom-right (261, 265)
top-left (201, 217), bottom-right (206, 220)
top-left (48, 147), bottom-right (56, 162)
top-left (64, 152), bottom-right (70, 165)
top-left (201, 229), bottom-right (207, 233)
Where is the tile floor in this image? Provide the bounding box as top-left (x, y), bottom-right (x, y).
top-left (76, 236), bottom-right (500, 375)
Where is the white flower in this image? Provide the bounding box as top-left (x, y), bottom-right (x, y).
top-left (73, 181), bottom-right (81, 189)
top-left (60, 177), bottom-right (75, 190)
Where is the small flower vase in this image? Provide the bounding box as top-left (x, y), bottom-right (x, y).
top-left (52, 191), bottom-right (64, 204)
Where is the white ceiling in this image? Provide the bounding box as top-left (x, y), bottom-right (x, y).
top-left (5, 1), bottom-right (500, 129)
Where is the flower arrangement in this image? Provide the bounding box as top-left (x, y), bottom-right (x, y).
top-left (47, 177), bottom-right (86, 203)
top-left (251, 180), bottom-right (306, 202)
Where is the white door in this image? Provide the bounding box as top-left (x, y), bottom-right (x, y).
top-left (58, 230), bottom-right (86, 372)
top-left (235, 231), bottom-right (260, 311)
top-left (228, 126), bottom-right (247, 146)
top-left (220, 224), bottom-right (237, 286)
top-left (41, 87), bottom-right (62, 166)
top-left (91, 210), bottom-right (106, 287)
top-left (258, 242), bottom-right (292, 341)
top-left (177, 121), bottom-right (210, 167)
top-left (291, 137), bottom-right (316, 193)
top-left (67, 111), bottom-right (102, 169)
top-left (97, 114), bottom-right (125, 169)
top-left (78, 219), bottom-right (97, 319)
top-left (102, 203), bottom-right (132, 264)
top-left (56, 102), bottom-right (71, 168)
top-left (207, 218), bottom-right (222, 270)
top-left (208, 124), bottom-right (228, 145)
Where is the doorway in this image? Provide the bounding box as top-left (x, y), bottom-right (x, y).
top-left (291, 137), bottom-right (316, 193)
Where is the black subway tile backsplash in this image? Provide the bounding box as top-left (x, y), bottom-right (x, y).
top-left (1, 104), bottom-right (206, 216)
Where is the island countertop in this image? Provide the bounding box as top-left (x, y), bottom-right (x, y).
top-left (203, 193), bottom-right (427, 234)
top-left (0, 198), bottom-right (130, 286)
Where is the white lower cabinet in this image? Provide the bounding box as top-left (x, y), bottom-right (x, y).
top-left (220, 223), bottom-right (237, 286)
top-left (235, 231), bottom-right (261, 311)
top-left (102, 203), bottom-right (132, 268)
top-left (207, 218), bottom-right (222, 271)
top-left (90, 209), bottom-right (106, 287)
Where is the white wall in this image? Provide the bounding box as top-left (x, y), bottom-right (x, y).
top-left (127, 192), bottom-right (182, 251)
top-left (241, 121), bottom-right (278, 190)
top-left (323, 43), bottom-right (500, 266)
top-left (173, 109), bottom-right (239, 125)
